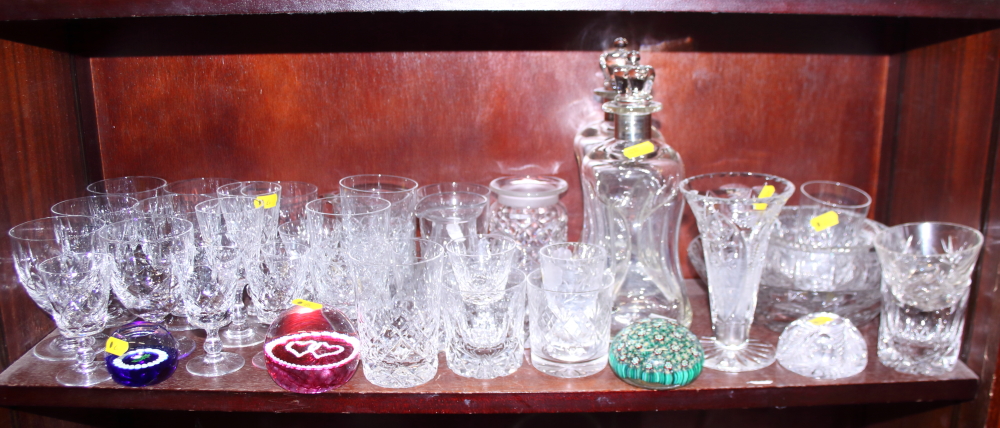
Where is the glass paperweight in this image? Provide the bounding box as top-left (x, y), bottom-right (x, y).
top-left (488, 176), bottom-right (568, 270)
top-left (263, 304), bottom-right (361, 394)
top-left (776, 312), bottom-right (867, 379)
top-left (610, 318), bottom-right (703, 389)
top-left (105, 321), bottom-right (179, 387)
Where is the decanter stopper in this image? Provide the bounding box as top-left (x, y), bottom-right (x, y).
top-left (605, 51), bottom-right (662, 115)
top-left (598, 37), bottom-right (631, 93)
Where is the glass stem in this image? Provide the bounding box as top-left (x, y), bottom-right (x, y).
top-left (203, 327), bottom-right (224, 364)
top-left (228, 290), bottom-right (249, 333)
top-left (56, 334), bottom-right (80, 352)
top-left (715, 319), bottom-right (750, 349)
top-left (74, 337), bottom-right (98, 374)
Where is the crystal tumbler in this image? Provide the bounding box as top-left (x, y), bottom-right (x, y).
top-left (349, 238), bottom-right (445, 388)
top-left (875, 222), bottom-right (983, 375)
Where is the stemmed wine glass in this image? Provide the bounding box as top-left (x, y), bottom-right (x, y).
top-left (38, 252), bottom-right (115, 386)
top-left (196, 195), bottom-right (268, 347)
top-left (8, 216), bottom-right (107, 361)
top-left (99, 215), bottom-right (195, 341)
top-left (247, 240), bottom-right (310, 369)
top-left (182, 242), bottom-right (246, 376)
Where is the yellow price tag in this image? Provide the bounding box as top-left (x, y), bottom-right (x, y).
top-left (623, 141), bottom-right (655, 159)
top-left (809, 315), bottom-right (835, 326)
top-left (254, 193), bottom-right (278, 209)
top-left (292, 299), bottom-right (323, 310)
top-left (810, 210), bottom-right (840, 232)
top-left (753, 185), bottom-right (775, 211)
top-left (106, 337), bottom-right (129, 356)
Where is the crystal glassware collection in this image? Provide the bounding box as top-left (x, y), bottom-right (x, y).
top-left (4, 37), bottom-right (985, 394)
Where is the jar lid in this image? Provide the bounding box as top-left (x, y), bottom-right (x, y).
top-left (610, 318), bottom-right (704, 389)
top-left (489, 176), bottom-right (567, 208)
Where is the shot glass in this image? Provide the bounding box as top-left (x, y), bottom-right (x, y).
top-left (528, 243), bottom-right (613, 378)
top-left (443, 269), bottom-right (526, 379)
top-left (416, 191), bottom-right (489, 246)
top-left (797, 181), bottom-right (872, 248)
top-left (349, 238), bottom-right (444, 388)
top-left (445, 234), bottom-right (520, 295)
top-left (416, 182), bottom-right (492, 233)
top-left (875, 222), bottom-right (983, 375)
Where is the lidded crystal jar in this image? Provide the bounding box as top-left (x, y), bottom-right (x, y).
top-left (581, 51), bottom-right (690, 333)
top-left (488, 176), bottom-right (568, 270)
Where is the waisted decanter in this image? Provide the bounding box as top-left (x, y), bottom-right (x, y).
top-left (581, 51), bottom-right (690, 333)
top-left (577, 38), bottom-right (664, 243)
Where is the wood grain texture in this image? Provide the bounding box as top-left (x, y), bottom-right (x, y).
top-left (0, 0), bottom-right (999, 22)
top-left (0, 282), bottom-right (978, 415)
top-left (0, 38), bottom-right (87, 367)
top-left (89, 51), bottom-right (888, 275)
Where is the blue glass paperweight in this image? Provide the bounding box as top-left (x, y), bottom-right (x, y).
top-left (105, 321), bottom-right (179, 387)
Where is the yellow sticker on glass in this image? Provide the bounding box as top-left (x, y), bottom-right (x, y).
top-left (106, 337), bottom-right (129, 356)
top-left (254, 193), bottom-right (278, 209)
top-left (292, 299), bottom-right (323, 311)
top-left (623, 141), bottom-right (655, 159)
top-left (810, 210), bottom-right (840, 232)
top-left (809, 315), bottom-right (835, 326)
top-left (753, 185), bottom-right (776, 211)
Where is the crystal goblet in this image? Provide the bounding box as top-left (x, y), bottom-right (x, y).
top-left (247, 240), bottom-right (310, 369)
top-left (182, 242), bottom-right (246, 376)
top-left (39, 252), bottom-right (114, 386)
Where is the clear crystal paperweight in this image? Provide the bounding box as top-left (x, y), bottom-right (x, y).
top-left (776, 312), bottom-right (867, 379)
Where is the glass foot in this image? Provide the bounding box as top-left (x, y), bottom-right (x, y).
top-left (186, 352), bottom-right (245, 377)
top-left (252, 351), bottom-right (266, 369)
top-left (34, 335), bottom-right (107, 361)
top-left (165, 315), bottom-right (196, 332)
top-left (700, 337), bottom-right (776, 373)
top-left (220, 324), bottom-right (266, 348)
top-left (175, 335), bottom-right (196, 359)
top-left (55, 365), bottom-right (111, 387)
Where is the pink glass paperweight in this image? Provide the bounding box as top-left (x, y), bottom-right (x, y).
top-left (263, 304), bottom-right (361, 393)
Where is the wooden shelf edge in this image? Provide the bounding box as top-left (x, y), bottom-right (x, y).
top-left (1, 0), bottom-right (1000, 22)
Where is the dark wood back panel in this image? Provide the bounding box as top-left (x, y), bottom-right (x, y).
top-left (0, 39), bottom-right (87, 367)
top-left (90, 52), bottom-right (889, 275)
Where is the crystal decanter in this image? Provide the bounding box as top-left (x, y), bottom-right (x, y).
top-left (581, 51), bottom-right (690, 333)
top-left (577, 38), bottom-right (664, 243)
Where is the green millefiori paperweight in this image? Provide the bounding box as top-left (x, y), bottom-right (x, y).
top-left (610, 318), bottom-right (704, 389)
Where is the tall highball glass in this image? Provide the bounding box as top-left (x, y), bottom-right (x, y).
top-left (680, 172), bottom-right (794, 372)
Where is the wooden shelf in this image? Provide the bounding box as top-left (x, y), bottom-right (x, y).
top-left (0, 281), bottom-right (977, 414)
top-left (0, 0), bottom-right (999, 22)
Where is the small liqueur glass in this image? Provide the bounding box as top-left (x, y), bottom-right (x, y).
top-left (349, 238), bottom-right (445, 388)
top-left (183, 242), bottom-right (246, 376)
top-left (247, 240), bottom-right (311, 369)
top-left (488, 176), bottom-right (568, 271)
top-left (87, 176), bottom-right (167, 201)
top-left (680, 172), bottom-right (794, 372)
top-left (99, 216), bottom-right (195, 329)
top-left (305, 196), bottom-right (391, 319)
top-left (445, 234), bottom-right (520, 296)
top-left (339, 174), bottom-right (419, 242)
top-left (9, 216), bottom-right (108, 361)
top-left (875, 222), bottom-right (984, 375)
top-left (164, 177), bottom-right (240, 197)
top-left (39, 252), bottom-right (114, 386)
